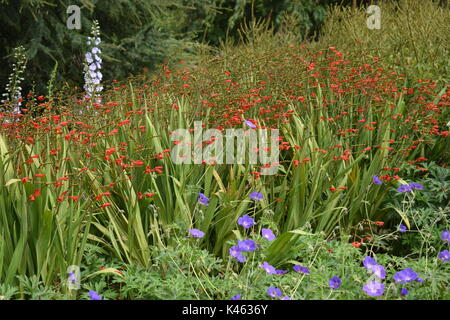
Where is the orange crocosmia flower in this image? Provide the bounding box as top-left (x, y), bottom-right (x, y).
top-left (351, 241), bottom-right (361, 248)
top-left (118, 119), bottom-right (131, 126)
top-left (109, 129), bottom-right (119, 136)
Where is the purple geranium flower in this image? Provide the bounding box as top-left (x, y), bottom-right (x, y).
top-left (275, 269), bottom-right (287, 275)
top-left (261, 228), bottom-right (276, 241)
top-left (441, 230), bottom-right (450, 243)
top-left (438, 250), bottom-right (450, 262)
top-left (397, 184), bottom-right (413, 193)
top-left (373, 175), bottom-right (382, 185)
top-left (293, 265), bottom-right (310, 274)
top-left (371, 264), bottom-right (386, 279)
top-left (88, 290), bottom-right (102, 300)
top-left (267, 286), bottom-right (282, 298)
top-left (197, 192), bottom-right (209, 206)
top-left (400, 288), bottom-right (408, 297)
top-left (399, 223), bottom-right (407, 233)
top-left (238, 214), bottom-right (254, 229)
top-left (328, 276), bottom-right (341, 290)
top-left (393, 268), bottom-right (418, 284)
top-left (281, 296), bottom-right (291, 300)
top-left (409, 183), bottom-right (424, 190)
top-left (362, 281), bottom-right (385, 297)
top-left (249, 191), bottom-right (263, 201)
top-left (237, 239), bottom-right (257, 252)
top-left (229, 246), bottom-right (246, 263)
top-left (231, 294), bottom-right (241, 300)
top-left (363, 256), bottom-right (378, 271)
top-left (189, 228), bottom-right (205, 238)
top-left (260, 261), bottom-right (277, 274)
top-left (244, 119), bottom-right (257, 128)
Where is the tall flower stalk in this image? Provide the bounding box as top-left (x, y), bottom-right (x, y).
top-left (1, 46), bottom-right (27, 115)
top-left (83, 20), bottom-right (103, 104)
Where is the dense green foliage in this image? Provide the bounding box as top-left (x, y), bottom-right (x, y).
top-left (0, 0), bottom-right (448, 300)
top-left (0, 0), bottom-right (344, 93)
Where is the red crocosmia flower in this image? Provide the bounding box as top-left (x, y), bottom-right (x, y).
top-left (338, 187), bottom-right (347, 190)
top-left (251, 171), bottom-right (261, 179)
top-left (105, 148), bottom-right (116, 156)
top-left (374, 221), bottom-right (384, 226)
top-left (293, 160), bottom-right (300, 167)
top-left (101, 203), bottom-right (111, 208)
top-left (69, 196), bottom-right (79, 201)
top-left (133, 160), bottom-right (144, 166)
top-left (329, 187), bottom-right (337, 192)
top-left (145, 193), bottom-right (156, 198)
top-left (57, 196), bottom-right (65, 202)
top-left (37, 95), bottom-right (45, 101)
top-left (29, 189), bottom-right (41, 201)
top-left (153, 166), bottom-right (163, 174)
top-left (21, 177), bottom-right (31, 183)
top-left (364, 147), bottom-right (371, 151)
top-left (109, 129), bottom-right (119, 136)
